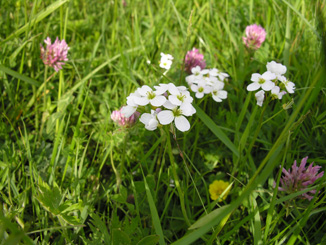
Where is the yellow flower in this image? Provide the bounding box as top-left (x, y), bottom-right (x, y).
top-left (209, 180), bottom-right (230, 201)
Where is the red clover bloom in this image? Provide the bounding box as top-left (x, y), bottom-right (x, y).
top-left (242, 24), bottom-right (266, 50)
top-left (184, 48), bottom-right (206, 74)
top-left (111, 108), bottom-right (140, 128)
top-left (278, 156), bottom-right (324, 201)
top-left (40, 37), bottom-right (70, 72)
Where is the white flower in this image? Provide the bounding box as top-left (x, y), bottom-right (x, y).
top-left (266, 61), bottom-right (287, 77)
top-left (191, 80), bottom-right (212, 99)
top-left (185, 66), bottom-right (204, 85)
top-left (210, 68), bottom-right (229, 81)
top-left (168, 90), bottom-right (193, 106)
top-left (157, 103), bottom-right (195, 132)
top-left (211, 82), bottom-right (227, 102)
top-left (139, 110), bottom-right (159, 131)
top-left (201, 69), bottom-right (219, 85)
top-left (279, 76), bottom-right (295, 94)
top-left (255, 90), bottom-right (265, 107)
top-left (159, 53), bottom-right (174, 70)
top-left (160, 53), bottom-right (174, 61)
top-left (247, 71), bottom-right (276, 91)
top-left (271, 86), bottom-right (287, 99)
top-left (121, 91), bottom-right (141, 117)
top-left (133, 85), bottom-right (166, 107)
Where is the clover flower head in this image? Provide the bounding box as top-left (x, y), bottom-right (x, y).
top-left (184, 48), bottom-right (206, 74)
top-left (242, 24), bottom-right (266, 50)
top-left (111, 108), bottom-right (140, 127)
top-left (40, 37), bottom-right (70, 72)
top-left (278, 156), bottom-right (324, 201)
top-left (209, 180), bottom-right (231, 201)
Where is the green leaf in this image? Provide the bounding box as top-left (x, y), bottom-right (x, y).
top-left (142, 169), bottom-right (165, 245)
top-left (90, 213), bottom-right (110, 243)
top-left (112, 229), bottom-right (131, 245)
top-left (2, 0), bottom-right (69, 43)
top-left (0, 64), bottom-right (41, 86)
top-left (189, 205), bottom-right (230, 230)
top-left (35, 178), bottom-right (62, 215)
top-left (194, 104), bottom-right (239, 157)
top-left (136, 235), bottom-right (160, 245)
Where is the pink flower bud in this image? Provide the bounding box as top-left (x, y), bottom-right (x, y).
top-left (184, 48), bottom-right (206, 74)
top-left (242, 24), bottom-right (266, 50)
top-left (111, 108), bottom-right (140, 128)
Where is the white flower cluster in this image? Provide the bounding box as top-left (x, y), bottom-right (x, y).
top-left (159, 53), bottom-right (174, 70)
top-left (185, 66), bottom-right (229, 102)
top-left (247, 61), bottom-right (295, 107)
top-left (121, 83), bottom-right (196, 132)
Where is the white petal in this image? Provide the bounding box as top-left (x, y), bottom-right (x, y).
top-left (195, 92), bottom-right (204, 98)
top-left (150, 95), bottom-right (166, 107)
top-left (133, 97), bottom-right (150, 106)
top-left (180, 103), bottom-right (196, 116)
top-left (218, 90), bottom-right (228, 99)
top-left (191, 84), bottom-right (198, 92)
top-left (139, 113), bottom-right (152, 124)
top-left (262, 71), bottom-right (276, 80)
top-left (261, 81), bottom-right (275, 91)
top-left (251, 73), bottom-right (261, 82)
top-left (212, 95), bottom-right (222, 102)
top-left (146, 119), bottom-right (158, 131)
top-left (167, 83), bottom-right (180, 95)
top-left (121, 106), bottom-right (137, 118)
top-left (138, 85), bottom-right (152, 96)
top-left (157, 110), bottom-right (174, 125)
top-left (247, 82), bottom-right (260, 91)
top-left (271, 86), bottom-right (280, 94)
top-left (163, 100), bottom-right (177, 110)
top-left (168, 95), bottom-right (182, 106)
top-left (175, 116), bottom-right (190, 132)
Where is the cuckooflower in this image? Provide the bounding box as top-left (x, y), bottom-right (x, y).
top-left (133, 85), bottom-right (167, 107)
top-left (209, 180), bottom-right (231, 201)
top-left (271, 86), bottom-right (286, 100)
top-left (242, 24), bottom-right (266, 50)
top-left (266, 61), bottom-right (287, 79)
top-left (191, 80), bottom-right (212, 99)
top-left (279, 76), bottom-right (295, 94)
top-left (211, 82), bottom-right (227, 102)
top-left (277, 156), bottom-right (324, 201)
top-left (255, 90), bottom-right (265, 107)
top-left (40, 37), bottom-right (70, 72)
top-left (157, 103), bottom-right (195, 132)
top-left (159, 53), bottom-right (174, 70)
top-left (139, 109), bottom-right (160, 131)
top-left (247, 71), bottom-right (276, 91)
top-left (184, 48), bottom-right (206, 73)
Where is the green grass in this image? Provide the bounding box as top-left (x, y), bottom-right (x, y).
top-left (1, 0), bottom-right (326, 244)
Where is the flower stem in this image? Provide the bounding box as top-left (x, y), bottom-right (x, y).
top-left (165, 126), bottom-right (191, 226)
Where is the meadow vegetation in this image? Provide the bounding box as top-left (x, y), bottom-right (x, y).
top-left (0, 0), bottom-right (326, 244)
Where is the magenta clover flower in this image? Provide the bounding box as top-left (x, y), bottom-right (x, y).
top-left (40, 37), bottom-right (70, 72)
top-left (277, 156), bottom-right (324, 201)
top-left (111, 108), bottom-right (140, 128)
top-left (184, 48), bottom-right (206, 74)
top-left (242, 24), bottom-right (266, 50)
